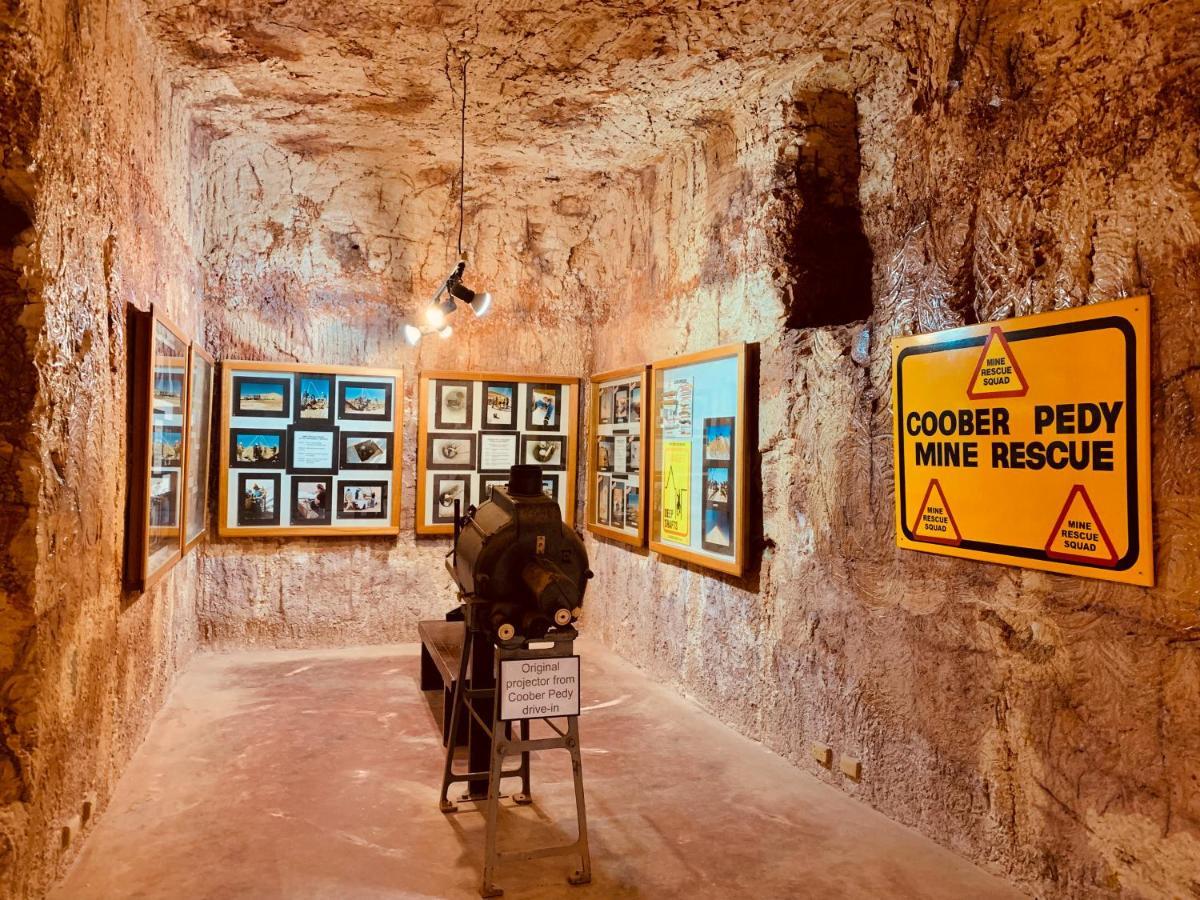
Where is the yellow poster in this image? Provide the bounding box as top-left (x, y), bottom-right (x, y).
top-left (661, 440), bottom-right (691, 544)
top-left (892, 295), bottom-right (1152, 585)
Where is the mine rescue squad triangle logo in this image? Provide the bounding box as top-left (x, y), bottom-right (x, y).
top-left (967, 326), bottom-right (1029, 399)
top-left (1045, 484), bottom-right (1118, 566)
top-left (912, 479), bottom-right (961, 546)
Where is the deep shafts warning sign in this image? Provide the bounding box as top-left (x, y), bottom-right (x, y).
top-left (892, 296), bottom-right (1152, 585)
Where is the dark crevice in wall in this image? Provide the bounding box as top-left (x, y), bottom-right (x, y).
top-left (771, 90), bottom-right (873, 328)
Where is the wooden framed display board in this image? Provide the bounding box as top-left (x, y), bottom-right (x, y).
top-left (218, 361), bottom-right (403, 537)
top-left (648, 343), bottom-right (749, 576)
top-left (125, 304), bottom-right (191, 591)
top-left (587, 365), bottom-right (649, 545)
top-left (416, 370), bottom-right (579, 535)
top-left (182, 344), bottom-right (215, 553)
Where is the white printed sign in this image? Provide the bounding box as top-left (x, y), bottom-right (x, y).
top-left (499, 656), bottom-right (581, 720)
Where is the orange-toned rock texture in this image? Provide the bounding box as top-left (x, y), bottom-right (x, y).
top-left (1, 0), bottom-right (1198, 897)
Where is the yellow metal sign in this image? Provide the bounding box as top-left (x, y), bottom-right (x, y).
top-left (892, 296), bottom-right (1152, 585)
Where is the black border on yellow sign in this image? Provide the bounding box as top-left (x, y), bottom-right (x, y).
top-left (896, 316), bottom-right (1138, 571)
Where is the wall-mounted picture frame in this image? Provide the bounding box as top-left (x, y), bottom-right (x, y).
top-left (338, 379), bottom-right (392, 422)
top-left (219, 361), bottom-right (402, 537)
top-left (648, 343), bottom-right (750, 576)
top-left (587, 364), bottom-right (649, 546)
top-left (124, 304), bottom-right (191, 592)
top-left (416, 370), bottom-right (580, 535)
top-left (182, 344), bottom-right (215, 553)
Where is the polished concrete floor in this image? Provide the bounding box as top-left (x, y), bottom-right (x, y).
top-left (52, 640), bottom-right (1024, 899)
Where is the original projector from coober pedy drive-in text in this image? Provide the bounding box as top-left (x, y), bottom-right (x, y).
top-left (448, 464), bottom-right (592, 647)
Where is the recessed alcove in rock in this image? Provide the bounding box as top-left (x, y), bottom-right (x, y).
top-left (2, 1), bottom-right (1198, 898)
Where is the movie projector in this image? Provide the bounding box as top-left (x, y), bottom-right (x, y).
top-left (448, 464), bottom-right (591, 643)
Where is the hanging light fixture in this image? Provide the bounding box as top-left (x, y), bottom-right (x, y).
top-left (404, 56), bottom-right (493, 347)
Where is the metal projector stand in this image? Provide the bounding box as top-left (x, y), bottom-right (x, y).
top-left (438, 606), bottom-right (591, 897)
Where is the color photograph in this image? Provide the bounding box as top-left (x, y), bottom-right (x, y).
top-left (526, 384), bottom-right (561, 430)
top-left (523, 434), bottom-right (566, 470)
top-left (233, 376), bottom-right (290, 418)
top-left (703, 417), bottom-right (734, 462)
top-left (483, 381), bottom-right (516, 429)
top-left (542, 473), bottom-right (559, 502)
top-left (611, 481), bottom-right (626, 523)
top-left (152, 426), bottom-right (183, 467)
top-left (427, 433), bottom-right (476, 470)
top-left (435, 380), bottom-right (472, 429)
top-left (628, 436), bottom-right (641, 471)
top-left (702, 505), bottom-right (733, 552)
top-left (629, 384), bottom-right (641, 422)
top-left (339, 380), bottom-right (392, 421)
top-left (342, 432), bottom-right (391, 469)
top-left (296, 375), bottom-right (333, 421)
top-left (597, 436), bottom-right (614, 471)
top-left (339, 480), bottom-right (388, 519)
top-left (705, 467), bottom-right (730, 504)
top-left (231, 430), bottom-right (285, 467)
top-left (153, 370), bottom-right (184, 412)
top-left (237, 473), bottom-right (280, 526)
top-left (291, 477), bottom-right (332, 524)
top-left (625, 483), bottom-right (640, 529)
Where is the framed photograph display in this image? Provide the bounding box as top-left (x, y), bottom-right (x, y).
top-left (219, 361), bottom-right (402, 536)
top-left (416, 370), bottom-right (579, 535)
top-left (124, 304), bottom-right (191, 591)
top-left (649, 343), bottom-right (749, 576)
top-left (587, 365), bottom-right (649, 545)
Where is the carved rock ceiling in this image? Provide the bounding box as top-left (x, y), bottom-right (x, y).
top-left (142, 0), bottom-right (880, 178)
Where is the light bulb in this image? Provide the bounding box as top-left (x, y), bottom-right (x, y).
top-left (424, 305), bottom-right (445, 328)
top-left (403, 324), bottom-right (422, 346)
top-left (438, 325), bottom-right (453, 339)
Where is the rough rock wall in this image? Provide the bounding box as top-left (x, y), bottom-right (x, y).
top-left (585, 2), bottom-right (1200, 897)
top-left (0, 0), bottom-right (204, 895)
top-left (194, 135), bottom-right (629, 644)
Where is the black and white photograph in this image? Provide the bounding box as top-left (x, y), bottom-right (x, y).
top-left (629, 384), bottom-right (641, 422)
top-left (482, 381), bottom-right (517, 430)
top-left (522, 434), bottom-right (566, 470)
top-left (597, 436), bottom-right (615, 471)
top-left (233, 376), bottom-right (291, 418)
top-left (478, 432), bottom-right (519, 473)
top-left (610, 479), bottom-right (626, 524)
top-left (294, 374), bottom-right (334, 422)
top-left (599, 386), bottom-right (614, 424)
top-left (597, 474), bottom-right (611, 526)
top-left (628, 436), bottom-right (641, 471)
top-left (479, 476), bottom-right (507, 503)
top-left (287, 424), bottom-right (338, 474)
top-left (434, 379), bottom-right (473, 430)
top-left (338, 480), bottom-right (389, 520)
top-left (236, 473), bottom-right (281, 526)
top-left (229, 428), bottom-right (286, 469)
top-left (432, 474), bottom-right (470, 524)
top-left (149, 470), bottom-right (178, 527)
top-left (338, 380), bottom-right (392, 421)
top-left (291, 476), bottom-right (332, 524)
top-left (614, 385), bottom-right (629, 424)
top-left (427, 432), bottom-right (477, 471)
top-left (526, 383), bottom-right (561, 431)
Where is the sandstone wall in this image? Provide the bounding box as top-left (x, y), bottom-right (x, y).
top-left (0, 0), bottom-right (205, 895)
top-left (584, 3), bottom-right (1200, 897)
top-left (193, 136), bottom-right (630, 644)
